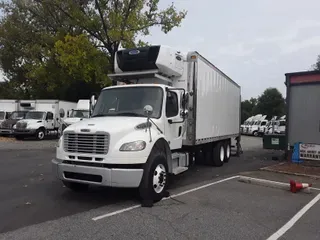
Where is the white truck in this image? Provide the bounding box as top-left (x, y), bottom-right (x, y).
top-left (52, 45), bottom-right (241, 206)
top-left (13, 100), bottom-right (76, 140)
top-left (59, 99), bottom-right (90, 135)
top-left (248, 115), bottom-right (267, 136)
top-left (0, 99), bottom-right (19, 126)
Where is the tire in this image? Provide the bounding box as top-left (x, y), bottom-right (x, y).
top-left (212, 141), bottom-right (225, 167)
top-left (253, 131), bottom-right (258, 137)
top-left (63, 181), bottom-right (89, 192)
top-left (36, 128), bottom-right (45, 140)
top-left (224, 141), bottom-right (231, 163)
top-left (139, 149), bottom-right (169, 206)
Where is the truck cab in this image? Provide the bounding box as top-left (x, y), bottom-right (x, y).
top-left (14, 111), bottom-right (56, 140)
top-left (0, 111), bottom-right (11, 125)
top-left (0, 111), bottom-right (28, 135)
top-left (59, 100), bottom-right (90, 135)
top-left (257, 120), bottom-right (269, 136)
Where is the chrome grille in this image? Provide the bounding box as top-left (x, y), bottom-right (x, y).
top-left (63, 132), bottom-right (109, 154)
top-left (16, 122), bottom-right (27, 129)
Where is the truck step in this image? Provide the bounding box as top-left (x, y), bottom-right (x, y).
top-left (172, 167), bottom-right (188, 175)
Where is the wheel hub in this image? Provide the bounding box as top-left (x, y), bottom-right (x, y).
top-left (153, 164), bottom-right (167, 194)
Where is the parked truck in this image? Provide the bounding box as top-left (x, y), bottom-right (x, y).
top-left (59, 99), bottom-right (90, 135)
top-left (0, 99), bottom-right (19, 126)
top-left (52, 45), bottom-right (241, 206)
top-left (13, 100), bottom-right (76, 140)
top-left (0, 110), bottom-right (29, 135)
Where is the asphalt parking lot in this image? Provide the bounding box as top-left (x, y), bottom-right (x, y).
top-left (1, 176), bottom-right (319, 240)
top-left (2, 136), bottom-right (318, 239)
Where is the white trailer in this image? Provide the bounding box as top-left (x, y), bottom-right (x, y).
top-left (13, 99), bottom-right (76, 140)
top-left (52, 45), bottom-right (241, 206)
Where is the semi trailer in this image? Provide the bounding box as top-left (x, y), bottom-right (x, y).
top-left (52, 45), bottom-right (241, 206)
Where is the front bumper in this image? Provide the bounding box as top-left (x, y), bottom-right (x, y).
top-left (52, 158), bottom-right (144, 188)
top-left (14, 129), bottom-right (37, 135)
top-left (0, 128), bottom-right (14, 135)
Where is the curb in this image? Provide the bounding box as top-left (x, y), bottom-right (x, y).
top-left (238, 176), bottom-right (311, 194)
top-left (260, 166), bottom-right (320, 180)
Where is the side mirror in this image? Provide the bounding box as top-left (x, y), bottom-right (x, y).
top-left (90, 95), bottom-right (96, 116)
top-left (143, 105), bottom-right (153, 117)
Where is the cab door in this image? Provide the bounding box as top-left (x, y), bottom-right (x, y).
top-left (45, 112), bottom-right (55, 130)
top-left (164, 90), bottom-right (184, 150)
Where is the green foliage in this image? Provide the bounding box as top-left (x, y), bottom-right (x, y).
top-left (255, 88), bottom-right (285, 118)
top-left (241, 97), bottom-right (257, 123)
top-left (0, 0), bottom-right (187, 100)
top-left (312, 55), bottom-right (320, 71)
top-left (54, 34), bottom-right (110, 85)
top-left (241, 88), bottom-right (285, 122)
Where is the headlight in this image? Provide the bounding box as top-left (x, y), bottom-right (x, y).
top-left (119, 140), bottom-right (146, 151)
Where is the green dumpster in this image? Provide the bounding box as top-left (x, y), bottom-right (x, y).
top-left (263, 134), bottom-right (286, 150)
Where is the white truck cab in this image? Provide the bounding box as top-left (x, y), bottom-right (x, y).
top-left (257, 120), bottom-right (269, 136)
top-left (52, 45), bottom-right (241, 206)
top-left (14, 111), bottom-right (57, 140)
top-left (248, 115), bottom-right (267, 136)
top-left (59, 99), bottom-right (90, 135)
top-left (0, 111), bottom-right (11, 125)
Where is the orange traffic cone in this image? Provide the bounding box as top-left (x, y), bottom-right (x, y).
top-left (290, 180), bottom-right (312, 193)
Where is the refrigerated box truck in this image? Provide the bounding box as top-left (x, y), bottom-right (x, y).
top-left (13, 99), bottom-right (76, 140)
top-left (0, 99), bottom-right (18, 125)
top-left (52, 45), bottom-right (241, 206)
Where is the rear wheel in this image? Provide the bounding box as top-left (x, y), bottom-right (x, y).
top-left (212, 141), bottom-right (225, 167)
top-left (224, 141), bottom-right (231, 163)
top-left (139, 149), bottom-right (169, 207)
top-left (63, 181), bottom-right (89, 192)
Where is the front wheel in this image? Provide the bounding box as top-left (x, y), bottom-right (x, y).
top-left (36, 128), bottom-right (45, 140)
top-left (139, 150), bottom-right (169, 207)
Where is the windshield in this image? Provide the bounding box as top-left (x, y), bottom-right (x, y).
top-left (0, 112), bottom-right (4, 120)
top-left (92, 86), bottom-right (163, 119)
top-left (279, 121), bottom-right (286, 126)
top-left (10, 111), bottom-right (27, 120)
top-left (69, 110), bottom-right (89, 118)
top-left (25, 111), bottom-right (45, 120)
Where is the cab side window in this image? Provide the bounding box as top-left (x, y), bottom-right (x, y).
top-left (46, 112), bottom-right (54, 120)
top-left (166, 91), bottom-right (179, 118)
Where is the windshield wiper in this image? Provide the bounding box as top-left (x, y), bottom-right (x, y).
top-left (114, 112), bottom-right (145, 117)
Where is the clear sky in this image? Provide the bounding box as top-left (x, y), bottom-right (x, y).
top-left (142, 0), bottom-right (320, 100)
top-left (1, 0), bottom-right (320, 100)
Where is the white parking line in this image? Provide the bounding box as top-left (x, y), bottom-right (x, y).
top-left (92, 175), bottom-right (239, 221)
top-left (266, 193), bottom-right (320, 240)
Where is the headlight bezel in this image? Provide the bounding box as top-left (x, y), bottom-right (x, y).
top-left (119, 140), bottom-right (146, 152)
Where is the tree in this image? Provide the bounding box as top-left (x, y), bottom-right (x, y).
top-left (312, 55), bottom-right (320, 71)
top-left (255, 88), bottom-right (285, 118)
top-left (241, 97), bottom-right (257, 123)
top-left (0, 0), bottom-right (187, 99)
